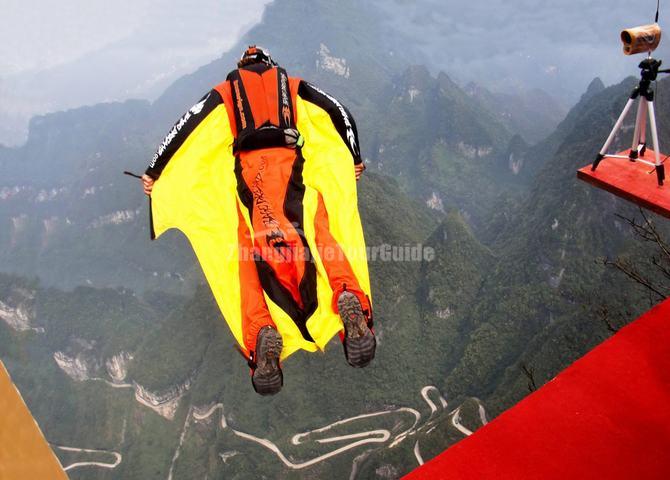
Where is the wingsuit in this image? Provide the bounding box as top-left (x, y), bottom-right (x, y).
top-left (145, 46), bottom-right (376, 395)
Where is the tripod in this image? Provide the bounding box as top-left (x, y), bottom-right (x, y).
top-left (592, 57), bottom-right (670, 185)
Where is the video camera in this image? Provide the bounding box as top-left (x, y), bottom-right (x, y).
top-left (621, 23), bottom-right (662, 55)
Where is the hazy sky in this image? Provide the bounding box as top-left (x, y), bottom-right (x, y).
top-left (0, 0), bottom-right (272, 145)
top-left (1, 0), bottom-right (669, 137)
top-left (4, 0), bottom-right (667, 96)
top-left (0, 0), bottom-right (271, 75)
top-left (374, 0), bottom-right (670, 99)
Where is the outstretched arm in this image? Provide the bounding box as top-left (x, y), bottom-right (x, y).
top-left (143, 89), bottom-right (223, 194)
top-left (297, 81), bottom-right (364, 177)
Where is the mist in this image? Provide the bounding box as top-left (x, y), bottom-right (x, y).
top-left (0, 0), bottom-right (272, 146)
top-left (2, 0), bottom-right (669, 146)
top-left (373, 0), bottom-right (669, 101)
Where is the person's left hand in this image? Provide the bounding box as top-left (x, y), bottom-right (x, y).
top-left (355, 163), bottom-right (366, 181)
top-left (142, 174), bottom-right (155, 196)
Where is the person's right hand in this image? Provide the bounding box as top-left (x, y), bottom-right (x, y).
top-left (355, 163), bottom-right (366, 181)
top-left (142, 174), bottom-right (155, 196)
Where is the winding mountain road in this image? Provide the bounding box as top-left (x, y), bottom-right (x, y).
top-left (54, 386), bottom-right (486, 475)
top-left (414, 440), bottom-right (425, 465)
top-left (478, 401), bottom-right (488, 425)
top-left (55, 446), bottom-right (122, 472)
top-left (451, 407), bottom-right (474, 436)
top-left (192, 385), bottom-right (483, 471)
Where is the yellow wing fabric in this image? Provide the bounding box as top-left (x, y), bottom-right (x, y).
top-left (150, 95), bottom-right (372, 360)
top-left (296, 97), bottom-right (372, 349)
top-left (150, 104), bottom-right (246, 347)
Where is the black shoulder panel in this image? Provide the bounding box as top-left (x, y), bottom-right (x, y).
top-left (276, 67), bottom-right (295, 129)
top-left (297, 81), bottom-right (362, 164)
top-left (145, 89), bottom-right (223, 179)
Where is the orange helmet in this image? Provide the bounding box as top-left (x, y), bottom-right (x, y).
top-left (238, 45), bottom-right (277, 68)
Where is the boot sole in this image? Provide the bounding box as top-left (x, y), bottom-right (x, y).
top-left (252, 327), bottom-right (283, 395)
top-left (338, 292), bottom-right (376, 368)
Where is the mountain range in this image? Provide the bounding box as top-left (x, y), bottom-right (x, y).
top-left (1, 0), bottom-right (667, 478)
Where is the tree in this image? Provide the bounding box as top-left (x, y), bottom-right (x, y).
top-left (599, 208), bottom-right (670, 331)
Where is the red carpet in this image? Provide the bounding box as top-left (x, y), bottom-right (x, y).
top-left (405, 299), bottom-right (670, 479)
top-left (577, 150), bottom-right (670, 219)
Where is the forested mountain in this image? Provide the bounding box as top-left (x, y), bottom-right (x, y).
top-left (0, 0), bottom-right (556, 290)
top-left (1, 0), bottom-right (666, 478)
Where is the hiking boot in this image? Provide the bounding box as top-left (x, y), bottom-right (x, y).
top-left (337, 291), bottom-right (376, 368)
top-left (251, 326), bottom-right (283, 395)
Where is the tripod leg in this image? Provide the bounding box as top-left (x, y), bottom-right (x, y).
top-left (630, 99), bottom-right (645, 159)
top-left (639, 100), bottom-right (648, 157)
top-left (594, 98), bottom-right (636, 170)
top-left (647, 100), bottom-right (664, 185)
top-left (656, 164), bottom-right (666, 186)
